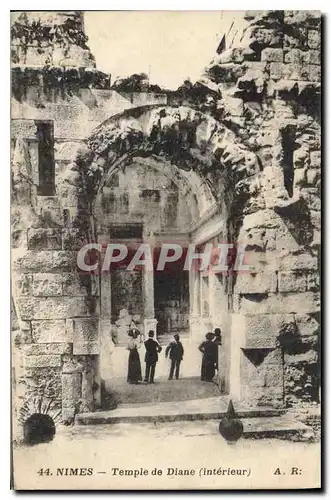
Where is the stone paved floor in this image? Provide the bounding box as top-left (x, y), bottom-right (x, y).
top-left (104, 376), bottom-right (221, 405)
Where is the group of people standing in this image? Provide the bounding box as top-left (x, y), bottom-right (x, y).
top-left (126, 326), bottom-right (222, 384)
top-left (127, 329), bottom-right (184, 384)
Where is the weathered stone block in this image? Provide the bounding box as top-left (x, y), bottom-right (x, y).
top-left (13, 274), bottom-right (33, 296)
top-left (308, 64), bottom-right (321, 82)
top-left (62, 228), bottom-right (86, 251)
top-left (62, 274), bottom-right (87, 296)
top-left (32, 320), bottom-right (67, 342)
top-left (311, 230), bottom-right (321, 250)
top-left (279, 253), bottom-right (318, 271)
top-left (18, 297), bottom-right (90, 320)
top-left (282, 63), bottom-right (308, 81)
top-left (293, 146), bottom-right (310, 168)
top-left (243, 337), bottom-right (277, 349)
top-left (54, 141), bottom-right (82, 162)
top-left (28, 228), bottom-right (62, 251)
top-left (284, 34), bottom-right (306, 50)
top-left (285, 349), bottom-right (318, 365)
top-left (306, 272), bottom-right (320, 291)
top-left (12, 230), bottom-right (27, 249)
top-left (23, 343), bottom-right (72, 355)
top-left (303, 50), bottom-right (321, 65)
top-left (250, 27), bottom-right (282, 49)
top-left (300, 190), bottom-right (321, 211)
top-left (11, 120), bottom-right (37, 140)
top-left (295, 314), bottom-right (320, 336)
top-left (310, 151), bottom-right (321, 168)
top-left (265, 365), bottom-right (283, 388)
top-left (241, 363), bottom-right (267, 388)
top-left (265, 229), bottom-right (276, 251)
top-left (245, 313), bottom-right (295, 339)
top-left (244, 314), bottom-right (272, 339)
top-left (284, 48), bottom-right (320, 66)
top-left (264, 347), bottom-right (283, 364)
top-left (223, 97), bottom-right (244, 117)
top-left (73, 341), bottom-right (99, 355)
top-left (32, 273), bottom-right (63, 296)
top-left (263, 165), bottom-right (286, 190)
top-left (213, 47), bottom-right (244, 65)
top-left (241, 385), bottom-right (283, 407)
top-left (284, 11), bottom-right (320, 29)
top-left (61, 371), bottom-right (82, 420)
top-left (261, 48), bottom-right (283, 62)
top-left (35, 197), bottom-right (64, 226)
top-left (298, 131), bottom-right (321, 150)
top-left (242, 61), bottom-right (268, 73)
top-left (269, 62), bottom-right (283, 80)
top-left (308, 30), bottom-right (320, 50)
top-left (18, 319), bottom-right (31, 332)
top-left (13, 251), bottom-right (76, 273)
top-left (65, 319), bottom-right (75, 340)
top-left (307, 168), bottom-right (320, 186)
top-left (293, 168), bottom-right (307, 187)
top-left (235, 272), bottom-right (277, 294)
top-left (24, 354), bottom-right (62, 368)
top-left (278, 272), bottom-right (307, 293)
top-left (73, 318), bottom-right (99, 341)
top-left (284, 49), bottom-right (303, 64)
top-left (239, 292), bottom-right (320, 315)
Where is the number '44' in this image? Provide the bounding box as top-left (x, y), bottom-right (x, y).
top-left (37, 468), bottom-right (51, 476)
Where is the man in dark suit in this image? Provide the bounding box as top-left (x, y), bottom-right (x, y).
top-left (144, 330), bottom-right (162, 383)
top-left (165, 334), bottom-right (184, 380)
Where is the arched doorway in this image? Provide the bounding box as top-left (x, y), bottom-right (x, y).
top-left (94, 155), bottom-right (228, 389)
top-left (73, 104), bottom-right (259, 407)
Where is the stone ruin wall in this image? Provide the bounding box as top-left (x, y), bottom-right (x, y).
top-left (11, 11), bottom-right (169, 435)
top-left (11, 11), bottom-right (321, 438)
top-left (202, 10), bottom-right (321, 407)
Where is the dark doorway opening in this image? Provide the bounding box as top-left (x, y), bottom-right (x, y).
top-left (154, 270), bottom-right (189, 339)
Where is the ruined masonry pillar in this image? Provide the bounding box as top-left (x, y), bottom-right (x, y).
top-left (61, 358), bottom-right (83, 423)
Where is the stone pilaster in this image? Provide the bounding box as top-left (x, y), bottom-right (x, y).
top-left (143, 265), bottom-right (157, 335)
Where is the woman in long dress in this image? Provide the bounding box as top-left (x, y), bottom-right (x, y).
top-left (199, 332), bottom-right (216, 382)
top-left (127, 329), bottom-right (142, 384)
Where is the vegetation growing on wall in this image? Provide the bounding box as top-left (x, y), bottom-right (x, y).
top-left (11, 16), bottom-right (89, 58)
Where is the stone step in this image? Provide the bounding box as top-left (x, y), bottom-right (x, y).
top-left (242, 416), bottom-right (312, 439)
top-left (159, 417), bottom-right (312, 439)
top-left (76, 397), bottom-right (285, 425)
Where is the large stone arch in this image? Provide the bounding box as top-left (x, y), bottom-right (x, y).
top-left (73, 104), bottom-right (260, 238)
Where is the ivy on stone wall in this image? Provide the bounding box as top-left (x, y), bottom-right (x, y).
top-left (11, 66), bottom-right (110, 102)
top-left (11, 18), bottom-right (89, 56)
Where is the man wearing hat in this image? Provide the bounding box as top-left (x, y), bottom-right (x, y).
top-left (165, 334), bottom-right (184, 380)
top-left (144, 330), bottom-right (162, 383)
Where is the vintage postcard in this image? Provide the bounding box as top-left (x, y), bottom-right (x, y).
top-left (11, 10), bottom-right (321, 490)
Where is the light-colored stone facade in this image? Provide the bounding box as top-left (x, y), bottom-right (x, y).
top-left (11, 10), bottom-right (321, 440)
